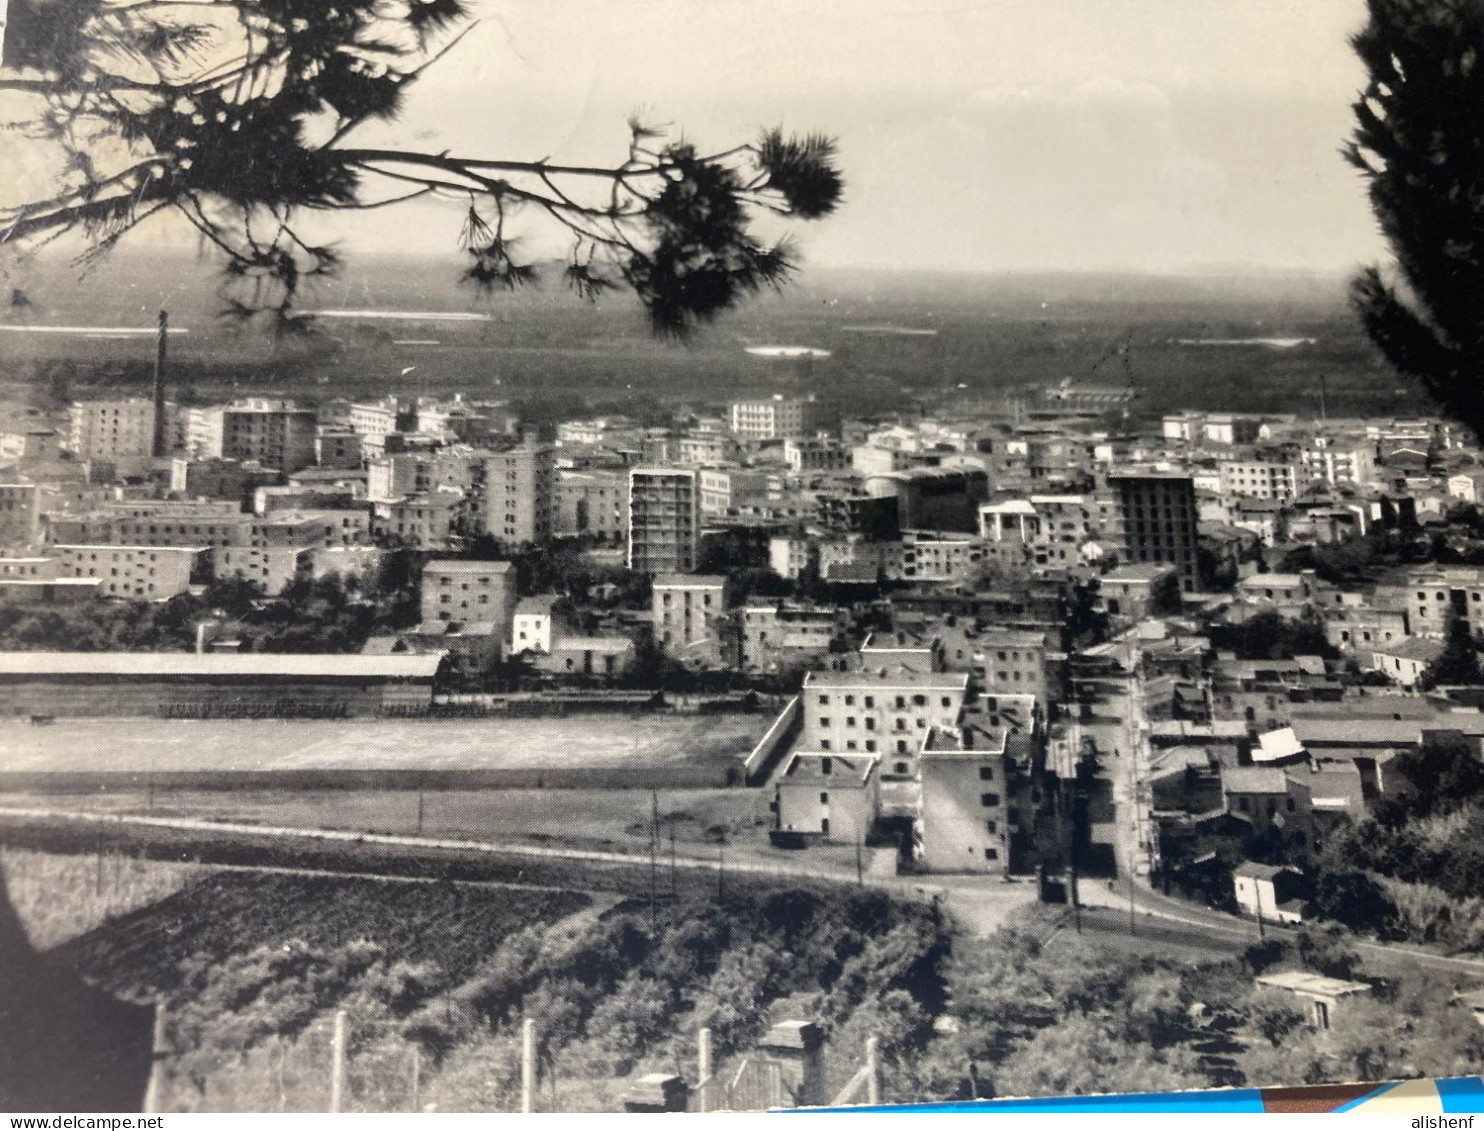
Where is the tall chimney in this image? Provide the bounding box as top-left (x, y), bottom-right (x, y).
top-left (151, 309), bottom-right (168, 458)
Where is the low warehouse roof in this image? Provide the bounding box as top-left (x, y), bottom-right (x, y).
top-left (0, 651), bottom-right (445, 679)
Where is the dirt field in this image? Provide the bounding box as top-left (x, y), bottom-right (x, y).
top-left (0, 713), bottom-right (766, 774)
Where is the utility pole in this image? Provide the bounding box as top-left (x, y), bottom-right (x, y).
top-left (649, 791), bottom-right (659, 932)
top-left (150, 310), bottom-right (168, 459)
top-left (697, 1027), bottom-right (713, 1114)
top-left (329, 1010), bottom-right (347, 1114)
top-left (855, 831), bottom-right (864, 887)
top-left (520, 1018), bottom-right (537, 1114)
top-left (415, 780), bottom-right (424, 837)
top-left (1070, 862), bottom-right (1082, 934)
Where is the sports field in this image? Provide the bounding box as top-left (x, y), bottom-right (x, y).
top-left (0, 713), bottom-right (767, 774)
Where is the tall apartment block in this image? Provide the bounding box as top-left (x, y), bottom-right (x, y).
top-left (627, 467), bottom-right (699, 574)
top-left (68, 398), bottom-right (156, 471)
top-left (221, 399), bottom-right (318, 472)
top-left (1108, 472), bottom-right (1201, 593)
top-left (474, 433), bottom-right (556, 545)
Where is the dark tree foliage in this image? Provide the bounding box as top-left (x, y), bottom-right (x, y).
top-left (1205, 609), bottom-right (1337, 661)
top-left (1346, 0), bottom-right (1484, 439)
top-left (1419, 616), bottom-right (1484, 688)
top-left (0, 0), bottom-right (842, 338)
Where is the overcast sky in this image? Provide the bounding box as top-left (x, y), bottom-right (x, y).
top-left (47, 0), bottom-right (1389, 276)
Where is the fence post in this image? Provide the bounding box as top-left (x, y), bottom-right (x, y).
top-left (409, 1046), bottom-right (420, 1113)
top-left (520, 1018), bottom-right (536, 1114)
top-left (142, 1004), bottom-right (168, 1115)
top-left (697, 1027), bottom-right (713, 1113)
top-left (329, 1010), bottom-right (347, 1114)
top-left (865, 1036), bottom-right (880, 1106)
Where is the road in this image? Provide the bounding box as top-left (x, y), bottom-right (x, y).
top-left (6, 802), bottom-right (1480, 977)
top-left (0, 802), bottom-right (1040, 934)
top-left (1076, 860), bottom-right (1484, 980)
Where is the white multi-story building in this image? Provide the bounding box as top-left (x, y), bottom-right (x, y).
top-left (1301, 436), bottom-right (1376, 489)
top-left (801, 669), bottom-right (970, 770)
top-left (350, 398), bottom-right (401, 441)
top-left (729, 395), bottom-right (814, 442)
top-left (511, 595), bottom-right (557, 654)
top-left (1219, 455), bottom-right (1300, 501)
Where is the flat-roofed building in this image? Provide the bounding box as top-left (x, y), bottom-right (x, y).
top-left (652, 574), bottom-right (729, 661)
top-left (214, 546), bottom-right (313, 595)
top-left (0, 576), bottom-right (101, 603)
top-left (628, 467), bottom-right (699, 574)
top-left (49, 544), bottom-right (206, 599)
top-left (729, 395), bottom-right (814, 442)
top-left (221, 399), bottom-right (317, 473)
top-left (0, 483), bottom-right (39, 549)
top-left (773, 752), bottom-right (879, 844)
top-left (741, 602), bottom-right (849, 672)
top-left (801, 668), bottom-right (970, 770)
top-left (420, 560), bottom-right (517, 637)
top-left (784, 437), bottom-right (848, 473)
top-left (472, 433), bottom-right (556, 546)
top-left (917, 725), bottom-right (1013, 875)
top-left (372, 491), bottom-right (463, 549)
top-left (1108, 472), bottom-right (1201, 593)
top-left (315, 428), bottom-right (364, 470)
top-left (67, 398), bottom-right (155, 473)
top-left (556, 468), bottom-right (627, 545)
top-left (1219, 454), bottom-right (1300, 500)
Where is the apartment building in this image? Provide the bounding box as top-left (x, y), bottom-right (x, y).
top-left (0, 483), bottom-right (39, 549)
top-left (219, 399), bottom-right (318, 473)
top-left (652, 574), bottom-right (729, 658)
top-left (214, 546), bottom-right (313, 594)
top-left (1219, 454), bottom-right (1300, 501)
top-left (419, 559), bottom-right (518, 632)
top-left (800, 669), bottom-right (970, 768)
top-left (472, 435), bottom-right (556, 545)
top-left (67, 398), bottom-right (155, 470)
top-left (728, 395), bottom-right (814, 442)
top-left (1108, 472), bottom-right (1201, 593)
top-left (628, 467), bottom-right (699, 574)
top-left (555, 469), bottom-right (628, 545)
top-left (51, 544), bottom-right (205, 599)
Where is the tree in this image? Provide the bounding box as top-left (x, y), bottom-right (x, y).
top-left (1419, 617), bottom-right (1484, 689)
top-left (1, 0), bottom-right (842, 339)
top-left (1346, 0), bottom-right (1484, 440)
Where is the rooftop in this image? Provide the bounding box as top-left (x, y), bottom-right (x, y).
top-left (1222, 766), bottom-right (1291, 794)
top-left (423, 560), bottom-right (514, 574)
top-left (1256, 970), bottom-right (1371, 998)
top-left (653, 574), bottom-right (727, 589)
top-left (0, 651), bottom-right (445, 679)
top-left (804, 669), bottom-right (969, 691)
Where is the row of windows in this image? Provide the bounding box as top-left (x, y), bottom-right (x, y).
top-left (818, 692), bottom-right (953, 709)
